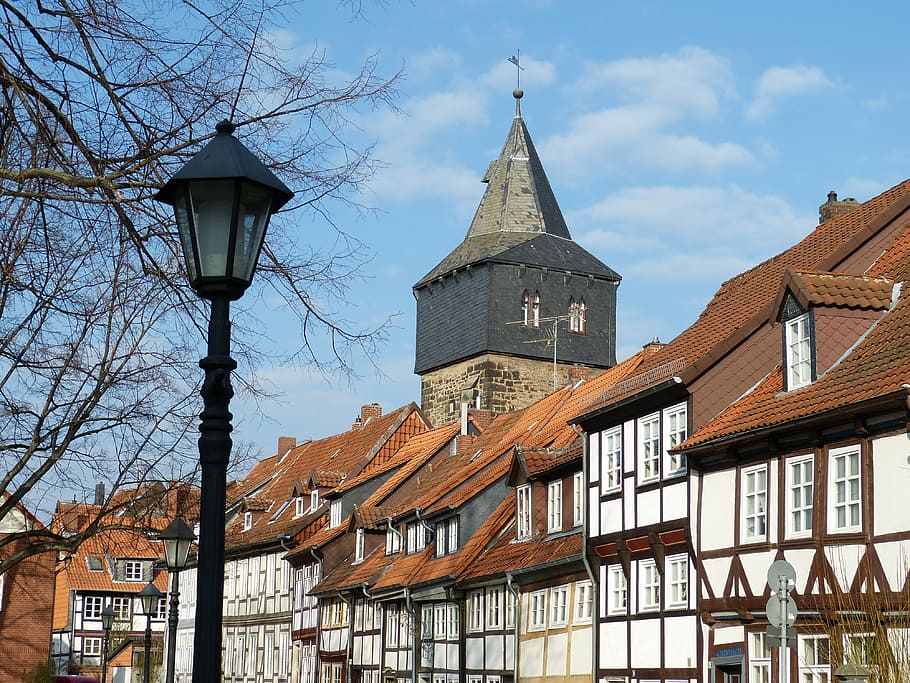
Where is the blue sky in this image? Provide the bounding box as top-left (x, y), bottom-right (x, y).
top-left (232, 0), bottom-right (910, 462)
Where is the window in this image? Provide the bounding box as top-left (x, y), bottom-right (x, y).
top-left (436, 518), bottom-right (458, 556)
top-left (295, 496), bottom-right (305, 517)
top-left (243, 511), bottom-right (252, 531)
top-left (550, 585), bottom-right (569, 627)
top-left (844, 632), bottom-right (877, 666)
top-left (87, 556), bottom-right (103, 571)
top-left (830, 446), bottom-right (861, 532)
top-left (264, 632), bottom-right (274, 678)
top-left (247, 632), bottom-right (258, 676)
top-left (386, 526), bottom-right (401, 554)
top-left (516, 485), bottom-right (532, 540)
top-left (447, 518), bottom-right (458, 553)
top-left (329, 500), bottom-right (342, 528)
top-left (505, 588), bottom-right (516, 629)
top-left (667, 555), bottom-right (688, 608)
top-left (574, 581), bottom-right (593, 622)
top-left (602, 427), bottom-right (622, 491)
top-left (406, 523), bottom-right (427, 554)
top-left (156, 596), bottom-right (166, 619)
top-left (278, 632), bottom-right (289, 676)
top-left (125, 560), bottom-right (144, 581)
top-left (486, 587), bottom-right (502, 629)
top-left (529, 590), bottom-right (546, 630)
top-left (386, 606), bottom-right (399, 647)
top-left (521, 290), bottom-right (530, 325)
top-left (749, 631), bottom-right (771, 683)
top-left (785, 313), bottom-right (813, 390)
top-left (354, 529), bottom-right (364, 563)
top-left (664, 404), bottom-right (687, 476)
top-left (573, 471), bottom-right (584, 526)
top-left (421, 605), bottom-right (433, 639)
top-left (640, 560), bottom-right (660, 611)
top-left (639, 414), bottom-right (660, 482)
top-left (787, 455), bottom-right (814, 537)
top-left (83, 636), bottom-right (102, 656)
top-left (568, 298), bottom-right (587, 334)
top-left (742, 465), bottom-right (767, 542)
top-left (84, 596), bottom-right (103, 619)
top-left (446, 603), bottom-right (459, 640)
top-left (310, 489), bottom-right (319, 511)
top-left (434, 604), bottom-right (446, 639)
top-left (608, 566), bottom-right (627, 615)
top-left (468, 591), bottom-right (483, 632)
top-left (532, 292), bottom-right (540, 327)
top-left (111, 596), bottom-right (131, 621)
top-left (547, 480), bottom-right (562, 532)
top-left (799, 635), bottom-right (830, 683)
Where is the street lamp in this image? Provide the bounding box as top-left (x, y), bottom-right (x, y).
top-left (154, 120), bottom-right (294, 683)
top-left (159, 518), bottom-right (195, 683)
top-left (100, 605), bottom-right (115, 683)
top-left (139, 581), bottom-right (164, 683)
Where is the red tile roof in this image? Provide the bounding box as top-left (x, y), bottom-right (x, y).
top-left (771, 269), bottom-right (893, 319)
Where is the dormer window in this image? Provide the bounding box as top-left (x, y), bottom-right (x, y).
top-left (406, 523), bottom-right (427, 554)
top-left (243, 511), bottom-right (252, 531)
top-left (785, 312), bottom-right (814, 390)
top-left (295, 496), bottom-right (305, 517)
top-left (124, 560), bottom-right (144, 582)
top-left (435, 517), bottom-right (459, 556)
top-left (385, 526), bottom-right (401, 555)
top-left (310, 490), bottom-right (319, 512)
top-left (516, 484), bottom-right (532, 540)
top-left (329, 500), bottom-right (342, 529)
top-left (354, 529), bottom-right (364, 563)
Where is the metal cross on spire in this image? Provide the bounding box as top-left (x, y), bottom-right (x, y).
top-left (508, 51), bottom-right (524, 89)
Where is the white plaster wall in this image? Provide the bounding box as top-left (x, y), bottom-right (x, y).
top-left (589, 487), bottom-right (600, 537)
top-left (783, 548), bottom-right (815, 594)
top-left (700, 470), bottom-right (736, 551)
top-left (712, 624), bottom-right (744, 645)
top-left (877, 540), bottom-right (910, 591)
top-left (545, 632), bottom-right (568, 676)
top-left (589, 433), bottom-right (600, 482)
top-left (623, 420), bottom-right (635, 473)
top-left (629, 619), bottom-right (660, 667)
top-left (569, 626), bottom-right (592, 675)
top-left (740, 550), bottom-right (778, 596)
top-left (599, 622), bottom-right (627, 669)
top-left (520, 637), bottom-right (544, 676)
top-left (873, 433), bottom-right (910, 536)
top-left (465, 638), bottom-right (483, 669)
top-left (825, 544), bottom-right (864, 592)
top-left (664, 615), bottom-right (697, 668)
top-left (624, 478), bottom-right (635, 526)
top-left (700, 558), bottom-right (730, 602)
top-left (662, 480), bottom-right (687, 521)
top-left (506, 633), bottom-right (515, 669)
top-left (600, 498), bottom-right (623, 536)
top-left (637, 489), bottom-right (660, 527)
top-left (485, 635), bottom-right (504, 669)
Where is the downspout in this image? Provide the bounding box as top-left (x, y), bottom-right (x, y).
top-left (414, 508), bottom-right (434, 534)
top-left (506, 573), bottom-right (519, 683)
top-left (573, 422), bottom-right (598, 683)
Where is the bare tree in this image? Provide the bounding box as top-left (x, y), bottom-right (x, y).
top-left (0, 0), bottom-right (400, 571)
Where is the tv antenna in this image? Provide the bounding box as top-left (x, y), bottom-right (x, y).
top-left (507, 314), bottom-right (568, 391)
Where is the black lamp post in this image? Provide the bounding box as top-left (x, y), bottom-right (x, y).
top-left (159, 518), bottom-right (195, 683)
top-left (139, 581), bottom-right (164, 683)
top-left (101, 604), bottom-right (115, 683)
top-left (154, 121), bottom-right (294, 683)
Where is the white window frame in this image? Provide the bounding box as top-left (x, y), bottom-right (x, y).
top-left (124, 560), bottom-right (144, 581)
top-left (529, 590), bottom-right (546, 631)
top-left (435, 522), bottom-right (446, 557)
top-left (434, 604), bottom-right (446, 640)
top-left (468, 591), bottom-right (483, 632)
top-left (486, 587), bottom-right (502, 629)
top-left (787, 454), bottom-right (814, 538)
top-left (602, 427), bottom-right (622, 492)
top-left (446, 603), bottom-right (459, 640)
top-left (532, 292), bottom-right (540, 327)
top-left (640, 559), bottom-right (660, 612)
top-left (844, 631), bottom-right (876, 666)
top-left (549, 585), bottom-right (569, 627)
top-left (83, 636), bottom-right (102, 656)
top-left (421, 604), bottom-right (433, 639)
top-left (608, 566), bottom-right (627, 615)
top-left (829, 445), bottom-right (862, 533)
top-left (574, 581), bottom-right (593, 623)
top-left (447, 517), bottom-right (458, 553)
top-left (329, 499), bottom-right (342, 528)
top-left (505, 588), bottom-right (516, 629)
top-left (354, 528), bottom-right (364, 563)
top-left (749, 631), bottom-right (771, 683)
top-left (785, 312), bottom-right (813, 390)
top-left (572, 471), bottom-right (584, 527)
top-left (310, 489), bottom-right (319, 511)
top-left (243, 511), bottom-right (252, 531)
top-left (84, 595), bottom-right (103, 620)
top-left (547, 480), bottom-right (563, 533)
top-left (742, 464), bottom-right (768, 542)
top-left (295, 496), bottom-right (305, 517)
top-left (638, 414), bottom-right (661, 483)
top-left (386, 605), bottom-right (399, 647)
top-left (111, 595), bottom-right (131, 621)
top-left (516, 484), bottom-right (532, 540)
top-left (667, 554), bottom-right (688, 608)
top-left (386, 526), bottom-right (401, 555)
top-left (799, 634), bottom-right (830, 683)
top-left (664, 403), bottom-right (687, 477)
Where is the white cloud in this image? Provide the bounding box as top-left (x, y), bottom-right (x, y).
top-left (746, 65), bottom-right (834, 121)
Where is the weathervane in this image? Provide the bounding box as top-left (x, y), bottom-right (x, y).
top-left (508, 51), bottom-right (524, 89)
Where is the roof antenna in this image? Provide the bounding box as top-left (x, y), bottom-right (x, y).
top-left (508, 51), bottom-right (525, 117)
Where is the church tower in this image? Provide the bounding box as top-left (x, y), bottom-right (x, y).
top-left (413, 90), bottom-right (621, 426)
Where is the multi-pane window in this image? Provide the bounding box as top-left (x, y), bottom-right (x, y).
top-left (84, 596), bottom-right (103, 619)
top-left (799, 635), bottom-right (830, 683)
top-left (608, 566), bottom-right (627, 615)
top-left (111, 596), bottom-right (131, 621)
top-left (468, 591), bottom-right (483, 632)
top-left (743, 465), bottom-right (767, 542)
top-left (568, 298), bottom-right (586, 334)
top-left (532, 292), bottom-right (540, 327)
top-left (639, 414), bottom-right (661, 482)
top-left (786, 313), bottom-right (813, 390)
top-left (603, 427), bottom-right (622, 491)
top-left (550, 585), bottom-right (569, 627)
top-left (749, 632), bottom-right (771, 683)
top-left (125, 560), bottom-right (144, 581)
top-left (788, 455), bottom-right (814, 537)
top-left (434, 604), bottom-right (446, 639)
top-left (574, 581), bottom-right (593, 622)
top-left (386, 606), bottom-right (399, 647)
top-left (83, 636), bottom-right (102, 656)
top-left (667, 555), bottom-right (688, 608)
top-left (407, 523), bottom-right (427, 554)
top-left (521, 291), bottom-right (530, 325)
top-left (386, 527), bottom-right (401, 555)
top-left (506, 588), bottom-right (516, 629)
top-left (664, 404), bottom-right (687, 475)
top-left (516, 485), bottom-right (532, 540)
top-left (435, 517), bottom-right (458, 557)
top-left (573, 471), bottom-right (584, 527)
top-left (310, 490), bottom-right (319, 511)
top-left (529, 590), bottom-right (546, 630)
top-left (547, 480), bottom-right (563, 532)
top-left (640, 560), bottom-right (660, 611)
top-left (243, 511), bottom-right (252, 531)
top-left (156, 596), bottom-right (166, 619)
top-left (354, 529), bottom-right (364, 563)
top-left (329, 500), bottom-right (342, 529)
top-left (844, 632), bottom-right (877, 666)
top-left (295, 496), bottom-right (305, 517)
top-left (486, 588), bottom-right (502, 629)
top-left (446, 604), bottom-right (459, 640)
top-left (421, 605), bottom-right (433, 639)
top-left (830, 446), bottom-right (861, 532)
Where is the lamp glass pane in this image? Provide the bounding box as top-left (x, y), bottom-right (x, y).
top-left (172, 192), bottom-right (199, 283)
top-left (232, 182), bottom-right (273, 283)
top-left (187, 180), bottom-right (235, 278)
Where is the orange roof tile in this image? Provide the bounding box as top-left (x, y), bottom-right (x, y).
top-left (459, 528), bottom-right (583, 583)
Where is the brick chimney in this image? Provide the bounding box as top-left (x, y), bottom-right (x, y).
top-left (567, 366), bottom-right (591, 385)
top-left (277, 436), bottom-right (296, 456)
top-left (454, 434), bottom-right (475, 456)
top-left (360, 403), bottom-right (382, 424)
top-left (642, 337), bottom-right (665, 355)
top-left (819, 191), bottom-right (860, 224)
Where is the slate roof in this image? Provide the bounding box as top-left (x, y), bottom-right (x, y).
top-left (681, 223), bottom-right (910, 450)
top-left (415, 93), bottom-right (619, 287)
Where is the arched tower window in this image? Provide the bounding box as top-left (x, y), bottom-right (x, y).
top-left (568, 298), bottom-right (587, 334)
top-left (532, 292), bottom-right (541, 327)
top-left (521, 290), bottom-right (530, 325)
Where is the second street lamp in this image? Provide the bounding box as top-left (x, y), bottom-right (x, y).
top-left (159, 517), bottom-right (195, 683)
top-left (138, 581), bottom-right (164, 683)
top-left (100, 605), bottom-right (115, 683)
top-left (154, 120), bottom-right (294, 682)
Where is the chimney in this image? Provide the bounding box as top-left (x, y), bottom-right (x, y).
top-left (277, 436), bottom-right (296, 456)
top-left (567, 366), bottom-right (591, 385)
top-left (819, 190), bottom-right (860, 224)
top-left (94, 482), bottom-right (105, 506)
top-left (352, 415), bottom-right (362, 431)
top-left (454, 434), bottom-right (474, 456)
top-left (642, 337), bottom-right (665, 355)
top-left (360, 403), bottom-right (382, 424)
